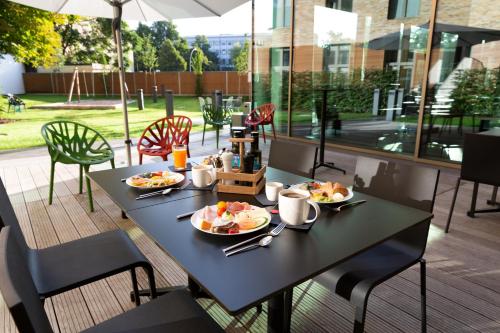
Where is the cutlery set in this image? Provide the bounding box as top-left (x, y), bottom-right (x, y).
top-left (135, 181), bottom-right (191, 200)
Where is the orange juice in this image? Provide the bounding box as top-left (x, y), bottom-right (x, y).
top-left (173, 144), bottom-right (187, 170)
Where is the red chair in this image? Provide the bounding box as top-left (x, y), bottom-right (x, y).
top-left (245, 103), bottom-right (276, 143)
top-left (137, 116), bottom-right (192, 164)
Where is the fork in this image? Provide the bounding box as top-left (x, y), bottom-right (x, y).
top-left (136, 181), bottom-right (190, 200)
top-left (222, 222), bottom-right (286, 253)
top-left (332, 200), bottom-right (366, 212)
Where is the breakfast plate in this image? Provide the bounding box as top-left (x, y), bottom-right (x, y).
top-left (291, 181), bottom-right (353, 204)
top-left (126, 171), bottom-right (185, 190)
top-left (191, 201), bottom-right (271, 236)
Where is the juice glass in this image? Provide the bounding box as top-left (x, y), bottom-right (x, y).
top-left (172, 144), bottom-right (188, 170)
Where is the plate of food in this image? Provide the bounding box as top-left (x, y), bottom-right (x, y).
top-left (292, 181), bottom-right (353, 204)
top-left (126, 171), bottom-right (185, 189)
top-left (191, 201), bottom-right (271, 235)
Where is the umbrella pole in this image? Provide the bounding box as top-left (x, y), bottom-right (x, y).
top-left (112, 2), bottom-right (132, 166)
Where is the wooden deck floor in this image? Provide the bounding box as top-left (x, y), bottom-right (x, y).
top-left (0, 131), bottom-right (499, 333)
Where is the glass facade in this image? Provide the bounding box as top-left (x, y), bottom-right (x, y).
top-left (252, 0), bottom-right (500, 165)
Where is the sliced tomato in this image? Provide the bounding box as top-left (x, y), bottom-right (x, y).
top-left (228, 228), bottom-right (239, 234)
top-left (217, 207), bottom-right (226, 217)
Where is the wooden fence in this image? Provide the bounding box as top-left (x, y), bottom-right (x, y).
top-left (23, 71), bottom-right (251, 96)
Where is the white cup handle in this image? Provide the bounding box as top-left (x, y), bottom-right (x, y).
top-left (205, 170), bottom-right (214, 186)
top-left (305, 200), bottom-right (321, 223)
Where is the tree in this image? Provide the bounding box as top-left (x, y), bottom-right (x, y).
top-left (158, 39), bottom-right (186, 71)
top-left (192, 35), bottom-right (219, 71)
top-left (230, 39), bottom-right (250, 73)
top-left (191, 47), bottom-right (209, 96)
top-left (138, 35), bottom-right (158, 72)
top-left (0, 0), bottom-right (62, 67)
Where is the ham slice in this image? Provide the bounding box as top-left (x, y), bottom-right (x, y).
top-left (201, 206), bottom-right (217, 221)
top-left (226, 201), bottom-right (251, 215)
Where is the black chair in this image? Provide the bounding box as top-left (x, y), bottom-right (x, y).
top-left (0, 227), bottom-right (224, 333)
top-left (314, 156), bottom-right (440, 333)
top-left (268, 139), bottom-right (318, 178)
top-left (0, 178), bottom-right (156, 305)
top-left (446, 132), bottom-right (500, 233)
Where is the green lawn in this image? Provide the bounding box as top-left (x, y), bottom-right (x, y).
top-left (0, 94), bottom-right (204, 151)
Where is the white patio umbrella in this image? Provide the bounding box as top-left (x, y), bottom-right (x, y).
top-left (9, 0), bottom-right (248, 165)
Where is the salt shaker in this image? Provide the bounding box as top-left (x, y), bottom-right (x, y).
top-left (221, 151), bottom-right (235, 185)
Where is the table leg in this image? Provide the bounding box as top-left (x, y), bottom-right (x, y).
top-left (487, 186), bottom-right (498, 206)
top-left (268, 288), bottom-right (293, 333)
top-left (467, 182), bottom-right (479, 218)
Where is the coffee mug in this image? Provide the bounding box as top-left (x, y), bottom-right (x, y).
top-left (192, 165), bottom-right (214, 188)
top-left (278, 189), bottom-right (321, 225)
top-left (265, 181), bottom-right (284, 201)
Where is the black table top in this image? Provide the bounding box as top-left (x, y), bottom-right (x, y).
top-left (126, 187), bottom-right (433, 315)
top-left (88, 161), bottom-right (311, 212)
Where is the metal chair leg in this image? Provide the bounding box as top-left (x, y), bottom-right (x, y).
top-left (261, 124), bottom-right (266, 143)
top-left (420, 259), bottom-right (427, 333)
top-left (202, 123), bottom-right (206, 146)
top-left (487, 186), bottom-right (498, 206)
top-left (83, 165), bottom-right (94, 212)
top-left (79, 165), bottom-right (83, 194)
top-left (110, 158), bottom-right (115, 169)
top-left (145, 264), bottom-right (157, 299)
top-left (353, 306), bottom-right (366, 333)
top-left (216, 126), bottom-right (220, 149)
top-left (467, 182), bottom-right (479, 218)
top-left (445, 177), bottom-right (461, 233)
top-left (48, 161), bottom-right (56, 205)
top-left (130, 268), bottom-right (140, 306)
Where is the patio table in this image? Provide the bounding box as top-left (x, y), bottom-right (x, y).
top-left (89, 164), bottom-right (433, 333)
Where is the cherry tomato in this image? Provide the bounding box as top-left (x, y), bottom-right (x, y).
top-left (217, 207), bottom-right (226, 217)
top-left (228, 228), bottom-right (239, 234)
top-left (216, 201), bottom-right (227, 210)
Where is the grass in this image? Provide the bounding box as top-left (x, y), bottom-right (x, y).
top-left (0, 94), bottom-right (204, 151)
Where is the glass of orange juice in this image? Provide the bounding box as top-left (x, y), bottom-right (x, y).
top-left (172, 144), bottom-right (188, 170)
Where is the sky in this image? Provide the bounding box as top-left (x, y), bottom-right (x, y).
top-left (127, 2), bottom-right (252, 37)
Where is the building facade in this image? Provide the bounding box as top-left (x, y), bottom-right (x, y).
top-left (185, 34), bottom-right (250, 70)
top-left (252, 0), bottom-right (500, 166)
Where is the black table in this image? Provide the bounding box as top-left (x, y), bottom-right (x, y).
top-left (90, 164), bottom-right (433, 333)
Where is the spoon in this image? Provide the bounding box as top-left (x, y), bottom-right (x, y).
top-left (225, 236), bottom-right (273, 257)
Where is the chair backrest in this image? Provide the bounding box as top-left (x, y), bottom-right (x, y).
top-left (0, 227), bottom-right (54, 333)
top-left (268, 140), bottom-right (318, 178)
top-left (198, 97), bottom-right (206, 112)
top-left (205, 96), bottom-right (213, 105)
top-left (461, 132), bottom-right (500, 186)
top-left (256, 103), bottom-right (276, 123)
top-left (353, 156), bottom-right (440, 213)
top-left (138, 116), bottom-right (192, 150)
top-left (353, 156), bottom-right (440, 257)
top-left (41, 121), bottom-right (113, 162)
top-left (0, 178), bottom-right (30, 258)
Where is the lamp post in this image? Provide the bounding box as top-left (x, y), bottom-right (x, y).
top-left (189, 48), bottom-right (199, 72)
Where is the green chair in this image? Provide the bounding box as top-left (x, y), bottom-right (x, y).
top-left (41, 121), bottom-right (115, 212)
top-left (202, 103), bottom-right (232, 149)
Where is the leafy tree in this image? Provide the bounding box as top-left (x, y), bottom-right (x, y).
top-left (158, 39), bottom-right (186, 71)
top-left (192, 35), bottom-right (219, 71)
top-left (191, 47), bottom-right (209, 96)
top-left (150, 21), bottom-right (180, 51)
top-left (230, 39), bottom-right (250, 73)
top-left (0, 0), bottom-right (62, 67)
top-left (138, 35), bottom-right (158, 72)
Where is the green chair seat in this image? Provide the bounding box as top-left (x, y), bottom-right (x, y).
top-left (41, 121), bottom-right (115, 212)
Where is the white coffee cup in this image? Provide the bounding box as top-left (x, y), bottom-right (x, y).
top-left (265, 182), bottom-right (284, 201)
top-left (278, 189), bottom-right (321, 225)
top-left (192, 165), bottom-right (214, 188)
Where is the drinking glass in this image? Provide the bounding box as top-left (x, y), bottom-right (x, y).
top-left (172, 144), bottom-right (187, 170)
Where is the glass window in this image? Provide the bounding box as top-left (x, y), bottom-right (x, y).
top-left (418, 0), bottom-right (500, 163)
top-left (388, 0), bottom-right (420, 19)
top-left (254, 0), bottom-right (291, 135)
top-left (325, 0), bottom-right (353, 12)
top-left (273, 0), bottom-right (291, 28)
top-left (289, 1), bottom-right (431, 156)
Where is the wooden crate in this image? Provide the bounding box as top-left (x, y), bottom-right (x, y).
top-left (216, 166), bottom-right (266, 195)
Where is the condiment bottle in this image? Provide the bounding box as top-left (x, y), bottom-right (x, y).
top-left (249, 131), bottom-right (262, 170)
top-left (221, 151), bottom-right (234, 185)
top-left (231, 130), bottom-right (244, 169)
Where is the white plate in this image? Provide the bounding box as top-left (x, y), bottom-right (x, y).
top-left (291, 182), bottom-right (354, 204)
top-left (126, 171), bottom-right (185, 190)
top-left (190, 205), bottom-right (271, 236)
